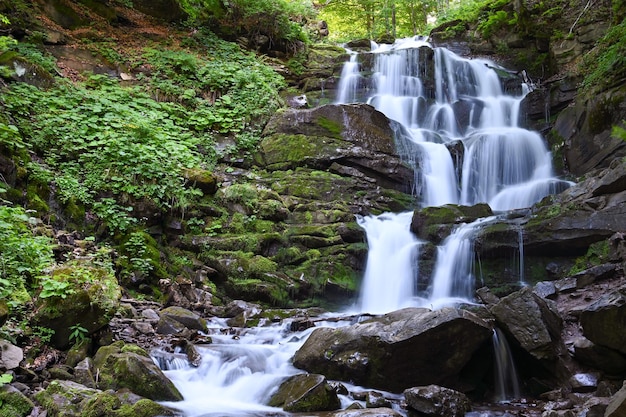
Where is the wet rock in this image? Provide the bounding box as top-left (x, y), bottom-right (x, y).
top-left (411, 203), bottom-right (493, 243)
top-left (293, 307), bottom-right (492, 392)
top-left (365, 391), bottom-right (391, 408)
top-left (330, 408), bottom-right (403, 417)
top-left (490, 287), bottom-right (563, 361)
top-left (34, 380), bottom-right (176, 417)
top-left (404, 385), bottom-right (471, 417)
top-left (268, 373), bottom-right (341, 412)
top-left (92, 341), bottom-right (183, 401)
top-left (258, 103), bottom-right (415, 190)
top-left (580, 287), bottom-right (626, 355)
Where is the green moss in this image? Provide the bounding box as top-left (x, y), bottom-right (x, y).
top-left (316, 116), bottom-right (343, 139)
top-left (569, 240), bottom-right (610, 275)
top-left (0, 387), bottom-right (34, 417)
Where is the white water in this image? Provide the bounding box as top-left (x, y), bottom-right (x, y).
top-left (157, 37), bottom-right (574, 415)
top-left (493, 328), bottom-right (521, 402)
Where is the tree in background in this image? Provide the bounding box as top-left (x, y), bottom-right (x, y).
top-left (317, 0), bottom-right (438, 42)
top-left (178, 0), bottom-right (316, 53)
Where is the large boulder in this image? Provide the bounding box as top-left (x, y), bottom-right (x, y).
top-left (490, 287), bottom-right (563, 362)
top-left (258, 103), bottom-right (416, 190)
top-left (293, 307), bottom-right (492, 392)
top-left (605, 381), bottom-right (626, 417)
top-left (268, 373), bottom-right (341, 412)
top-left (404, 385), bottom-right (472, 417)
top-left (579, 287), bottom-right (626, 355)
top-left (32, 260), bottom-right (122, 349)
top-left (34, 380), bottom-right (176, 417)
top-left (92, 341), bottom-right (183, 402)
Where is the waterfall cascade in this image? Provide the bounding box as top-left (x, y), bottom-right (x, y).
top-left (343, 37), bottom-right (572, 310)
top-left (492, 328), bottom-right (522, 402)
top-left (156, 37), bottom-right (574, 415)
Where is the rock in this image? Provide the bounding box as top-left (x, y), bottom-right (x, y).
top-left (365, 391), bottom-right (391, 408)
top-left (330, 408), bottom-right (403, 417)
top-left (605, 382), bottom-right (626, 417)
top-left (258, 103), bottom-right (415, 190)
top-left (558, 88), bottom-right (626, 176)
top-left (93, 341), bottom-right (183, 401)
top-left (573, 263), bottom-right (617, 288)
top-left (490, 287), bottom-right (563, 361)
top-left (73, 357), bottom-right (96, 388)
top-left (580, 287), bottom-right (626, 355)
top-left (32, 260), bottom-right (122, 349)
top-left (0, 384), bottom-right (34, 417)
top-left (182, 168), bottom-right (218, 195)
top-left (0, 299), bottom-right (8, 327)
top-left (568, 372), bottom-right (599, 393)
top-left (573, 337), bottom-right (626, 375)
top-left (156, 314), bottom-right (187, 335)
top-left (404, 385), bottom-right (471, 417)
top-left (0, 339), bottom-right (23, 370)
top-left (158, 306), bottom-right (207, 333)
top-left (268, 373), bottom-right (341, 412)
top-left (411, 203), bottom-right (493, 243)
top-left (34, 380), bottom-right (176, 417)
top-left (293, 307), bottom-right (492, 392)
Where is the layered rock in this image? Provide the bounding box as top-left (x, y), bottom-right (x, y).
top-left (293, 307), bottom-right (492, 392)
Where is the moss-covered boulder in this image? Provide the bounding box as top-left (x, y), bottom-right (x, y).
top-left (0, 384), bottom-right (34, 417)
top-left (32, 259), bottom-right (122, 349)
top-left (268, 373), bottom-right (341, 412)
top-left (158, 306), bottom-right (208, 333)
top-left (34, 379), bottom-right (176, 417)
top-left (92, 341), bottom-right (183, 402)
top-left (410, 203), bottom-right (493, 243)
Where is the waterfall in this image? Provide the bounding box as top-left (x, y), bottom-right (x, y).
top-left (341, 37), bottom-right (572, 311)
top-left (357, 212), bottom-right (420, 314)
top-left (157, 38), bottom-right (571, 416)
top-left (493, 328), bottom-right (522, 402)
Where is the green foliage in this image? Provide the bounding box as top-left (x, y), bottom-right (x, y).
top-left (180, 0), bottom-right (315, 52)
top-left (580, 18), bottom-right (626, 95)
top-left (0, 373), bottom-right (12, 387)
top-left (69, 324), bottom-right (89, 344)
top-left (0, 206), bottom-right (54, 307)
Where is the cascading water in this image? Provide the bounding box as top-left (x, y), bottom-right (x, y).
top-left (492, 328), bottom-right (522, 402)
top-left (156, 37), bottom-right (573, 416)
top-left (341, 37), bottom-right (572, 309)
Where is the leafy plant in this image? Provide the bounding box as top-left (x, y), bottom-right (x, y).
top-left (579, 18), bottom-right (626, 94)
top-left (0, 373), bottom-right (13, 387)
top-left (0, 206), bottom-right (54, 308)
top-left (69, 324), bottom-right (88, 344)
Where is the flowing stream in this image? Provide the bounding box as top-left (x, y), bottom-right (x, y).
top-left (157, 37), bottom-right (572, 415)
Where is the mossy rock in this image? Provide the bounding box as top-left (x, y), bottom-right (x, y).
top-left (268, 373), bottom-right (341, 412)
top-left (33, 260), bottom-right (121, 349)
top-left (82, 391), bottom-right (176, 417)
top-left (182, 168), bottom-right (218, 195)
top-left (92, 341), bottom-right (183, 402)
top-left (0, 385), bottom-right (34, 417)
top-left (410, 203), bottom-right (493, 243)
top-left (34, 380), bottom-right (99, 417)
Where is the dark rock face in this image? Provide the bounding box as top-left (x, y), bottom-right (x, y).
top-left (293, 307), bottom-right (492, 393)
top-left (580, 287), bottom-right (626, 355)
